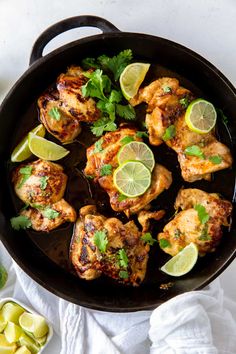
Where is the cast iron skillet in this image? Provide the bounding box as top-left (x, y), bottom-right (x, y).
top-left (0, 16), bottom-right (236, 312)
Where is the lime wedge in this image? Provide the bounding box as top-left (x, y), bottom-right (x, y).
top-left (120, 62), bottom-right (150, 100)
top-left (0, 334), bottom-right (17, 354)
top-left (18, 333), bottom-right (40, 354)
top-left (1, 302), bottom-right (25, 324)
top-left (118, 141), bottom-right (155, 171)
top-left (160, 242), bottom-right (198, 276)
top-left (15, 346), bottom-right (32, 354)
top-left (113, 160), bottom-right (151, 197)
top-left (4, 322), bottom-right (22, 343)
top-left (11, 124), bottom-right (46, 162)
top-left (28, 132), bottom-right (69, 161)
top-left (19, 313), bottom-right (49, 339)
top-left (0, 313), bottom-right (7, 332)
top-left (185, 99), bottom-right (217, 134)
top-left (35, 335), bottom-right (47, 347)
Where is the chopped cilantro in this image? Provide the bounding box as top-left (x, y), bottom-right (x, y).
top-left (162, 125), bottom-right (176, 141)
top-left (118, 248), bottom-right (129, 268)
top-left (49, 107), bottom-right (61, 121)
top-left (91, 117), bottom-right (117, 137)
top-left (17, 166), bottom-right (32, 189)
top-left (141, 232), bottom-right (157, 246)
top-left (116, 104), bottom-right (136, 120)
top-left (100, 164), bottom-right (112, 176)
top-left (40, 176), bottom-right (49, 190)
top-left (119, 270), bottom-right (129, 279)
top-left (159, 239), bottom-right (171, 248)
top-left (163, 86), bottom-right (172, 93)
top-left (136, 131), bottom-right (149, 138)
top-left (118, 193), bottom-right (128, 202)
top-left (194, 204), bottom-right (209, 224)
top-left (120, 136), bottom-right (134, 145)
top-left (94, 230), bottom-right (108, 253)
top-left (10, 215), bottom-right (32, 230)
top-left (42, 208), bottom-right (60, 220)
top-left (179, 97), bottom-right (189, 108)
top-left (184, 145), bottom-right (205, 159)
top-left (93, 139), bottom-right (104, 154)
top-left (208, 155), bottom-right (222, 164)
top-left (198, 224), bottom-right (211, 241)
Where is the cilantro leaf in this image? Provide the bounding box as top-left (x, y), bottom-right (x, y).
top-left (82, 57), bottom-right (100, 69)
top-left (10, 215), bottom-right (32, 230)
top-left (118, 248), bottom-right (129, 268)
top-left (17, 166), bottom-right (32, 189)
top-left (49, 107), bottom-right (61, 121)
top-left (40, 176), bottom-right (49, 190)
top-left (120, 136), bottom-right (134, 145)
top-left (116, 104), bottom-right (136, 120)
top-left (118, 193), bottom-right (128, 202)
top-left (162, 125), bottom-right (176, 141)
top-left (42, 208), bottom-right (60, 220)
top-left (100, 164), bottom-right (112, 176)
top-left (141, 232), bottom-right (157, 246)
top-left (98, 49), bottom-right (133, 81)
top-left (91, 117), bottom-right (117, 137)
top-left (82, 69), bottom-right (111, 100)
top-left (208, 155), bottom-right (222, 164)
top-left (0, 265), bottom-right (8, 289)
top-left (136, 131), bottom-right (149, 138)
top-left (93, 139), bottom-right (103, 154)
top-left (184, 145), bottom-right (205, 159)
top-left (119, 270), bottom-right (129, 279)
top-left (163, 86), bottom-right (172, 93)
top-left (194, 204), bottom-right (209, 224)
top-left (94, 230), bottom-right (108, 253)
top-left (109, 90), bottom-right (122, 103)
top-left (159, 239), bottom-right (171, 248)
top-left (179, 97), bottom-right (189, 108)
top-left (198, 224), bottom-right (212, 241)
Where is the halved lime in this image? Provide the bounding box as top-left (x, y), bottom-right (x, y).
top-left (19, 313), bottom-right (49, 338)
top-left (18, 333), bottom-right (40, 354)
top-left (35, 335), bottom-right (47, 346)
top-left (15, 346), bottom-right (32, 354)
top-left (113, 160), bottom-right (151, 198)
top-left (11, 124), bottom-right (46, 162)
top-left (28, 133), bottom-right (69, 161)
top-left (120, 62), bottom-right (150, 100)
top-left (1, 302), bottom-right (25, 324)
top-left (0, 313), bottom-right (7, 332)
top-left (0, 334), bottom-right (17, 354)
top-left (118, 141), bottom-right (155, 171)
top-left (4, 322), bottom-right (22, 343)
top-left (160, 242), bottom-right (198, 276)
top-left (185, 99), bottom-right (217, 134)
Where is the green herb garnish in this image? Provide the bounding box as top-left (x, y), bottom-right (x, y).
top-left (94, 230), bottom-right (108, 253)
top-left (198, 224), bottom-right (211, 241)
top-left (18, 166), bottom-right (32, 189)
top-left (136, 131), bottom-right (149, 138)
top-left (49, 107), bottom-right (61, 121)
top-left (116, 104), bottom-right (136, 120)
top-left (118, 193), bottom-right (128, 202)
top-left (42, 208), bottom-right (60, 220)
top-left (10, 215), bottom-right (32, 230)
top-left (118, 249), bottom-right (129, 268)
top-left (194, 204), bottom-right (209, 224)
top-left (40, 176), bottom-right (49, 190)
top-left (179, 97), bottom-right (189, 108)
top-left (174, 229), bottom-right (181, 239)
top-left (162, 125), bottom-right (176, 141)
top-left (159, 239), bottom-right (171, 248)
top-left (100, 164), bottom-right (112, 176)
top-left (120, 136), bottom-right (134, 145)
top-left (184, 145), bottom-right (205, 159)
top-left (141, 232), bottom-right (157, 246)
top-left (208, 155), bottom-right (222, 164)
top-left (119, 270), bottom-right (129, 279)
top-left (91, 117), bottom-right (117, 137)
top-left (163, 86), bottom-right (172, 93)
top-left (93, 139), bottom-right (104, 154)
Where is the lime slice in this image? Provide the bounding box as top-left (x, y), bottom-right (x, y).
top-left (118, 141), bottom-right (155, 171)
top-left (185, 99), bottom-right (217, 134)
top-left (113, 160), bottom-right (151, 197)
top-left (1, 302), bottom-right (25, 324)
top-left (15, 346), bottom-right (32, 354)
top-left (160, 242), bottom-right (198, 277)
top-left (28, 132), bottom-right (69, 161)
top-left (120, 62), bottom-right (150, 100)
top-left (0, 334), bottom-right (17, 354)
top-left (0, 313), bottom-right (7, 332)
top-left (19, 313), bottom-right (49, 338)
top-left (35, 335), bottom-right (47, 347)
top-left (4, 322), bottom-right (22, 343)
top-left (11, 124), bottom-right (46, 162)
top-left (18, 333), bottom-right (40, 354)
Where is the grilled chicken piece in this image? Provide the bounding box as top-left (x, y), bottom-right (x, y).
top-left (70, 205), bottom-right (150, 286)
top-left (158, 188), bottom-right (232, 256)
top-left (84, 126), bottom-right (172, 216)
top-left (12, 159), bottom-right (76, 231)
top-left (38, 66), bottom-right (100, 143)
top-left (21, 199), bottom-right (76, 232)
top-left (138, 209), bottom-right (165, 232)
top-left (131, 77), bottom-right (233, 182)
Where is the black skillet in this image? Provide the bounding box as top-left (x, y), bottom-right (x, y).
top-left (0, 16), bottom-right (236, 312)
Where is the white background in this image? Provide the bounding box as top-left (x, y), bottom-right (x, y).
top-left (0, 0), bottom-right (236, 352)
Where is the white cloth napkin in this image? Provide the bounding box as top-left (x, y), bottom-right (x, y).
top-left (1, 242), bottom-right (236, 354)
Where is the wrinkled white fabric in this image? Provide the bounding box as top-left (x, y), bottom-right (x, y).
top-left (1, 242), bottom-right (236, 354)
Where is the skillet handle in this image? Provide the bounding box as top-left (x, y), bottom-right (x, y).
top-left (29, 16), bottom-right (120, 65)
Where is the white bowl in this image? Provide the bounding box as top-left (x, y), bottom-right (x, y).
top-left (0, 297), bottom-right (53, 353)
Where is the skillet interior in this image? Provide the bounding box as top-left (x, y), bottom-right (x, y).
top-left (0, 33), bottom-right (236, 311)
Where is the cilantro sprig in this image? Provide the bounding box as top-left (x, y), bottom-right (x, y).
top-left (94, 230), bottom-right (108, 253)
top-left (194, 204), bottom-right (209, 224)
top-left (10, 215), bottom-right (32, 230)
top-left (162, 125), bottom-right (176, 141)
top-left (117, 249), bottom-right (129, 268)
top-left (141, 232), bottom-right (157, 246)
top-left (100, 164), bottom-right (112, 176)
top-left (17, 166), bottom-right (32, 189)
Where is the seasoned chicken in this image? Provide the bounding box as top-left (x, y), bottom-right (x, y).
top-left (38, 66), bottom-right (100, 143)
top-left (158, 188), bottom-right (232, 256)
top-left (12, 159), bottom-right (76, 231)
top-left (131, 77), bottom-right (233, 182)
top-left (84, 126), bottom-right (172, 216)
top-left (70, 205), bottom-right (150, 286)
top-left (21, 199), bottom-right (76, 232)
top-left (138, 209), bottom-right (165, 232)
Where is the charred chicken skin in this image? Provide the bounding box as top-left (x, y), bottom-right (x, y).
top-left (12, 159), bottom-right (76, 232)
top-left (158, 188), bottom-right (232, 256)
top-left (84, 126), bottom-right (172, 216)
top-left (130, 77), bottom-right (233, 182)
top-left (70, 205), bottom-right (150, 286)
top-left (38, 66), bottom-right (100, 143)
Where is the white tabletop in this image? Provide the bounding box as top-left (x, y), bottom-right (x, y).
top-left (1, 0), bottom-right (236, 352)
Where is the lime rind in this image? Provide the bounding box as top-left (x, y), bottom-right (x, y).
top-left (120, 63), bottom-right (150, 100)
top-left (28, 133), bottom-right (69, 161)
top-left (185, 99), bottom-right (217, 134)
top-left (118, 141), bottom-right (155, 171)
top-left (19, 312), bottom-right (49, 339)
